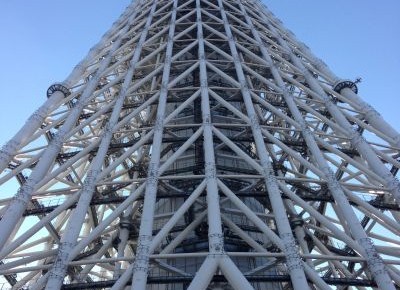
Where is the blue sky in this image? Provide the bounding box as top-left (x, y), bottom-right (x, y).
top-left (0, 0), bottom-right (399, 144)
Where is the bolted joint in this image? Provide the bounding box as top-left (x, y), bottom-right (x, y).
top-left (290, 216), bottom-right (304, 228)
top-left (103, 123), bottom-right (114, 136)
top-left (358, 237), bottom-right (387, 277)
top-left (281, 233), bottom-right (303, 271)
top-left (147, 162), bottom-right (159, 186)
top-left (205, 162), bottom-right (216, 180)
top-left (133, 235), bottom-right (152, 271)
top-left (47, 83), bottom-right (71, 98)
top-left (0, 140), bottom-right (19, 159)
top-left (13, 184), bottom-right (34, 207)
top-left (333, 79), bottom-right (358, 94)
top-left (119, 216), bottom-right (131, 229)
top-left (209, 233), bottom-right (225, 254)
top-left (84, 169), bottom-right (100, 184)
top-left (154, 117), bottom-right (164, 131)
top-left (119, 86), bottom-right (128, 97)
top-left (202, 113), bottom-right (212, 125)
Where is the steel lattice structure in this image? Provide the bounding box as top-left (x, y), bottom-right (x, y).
top-left (0, 0), bottom-right (399, 289)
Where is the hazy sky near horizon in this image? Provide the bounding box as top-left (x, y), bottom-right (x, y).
top-left (0, 0), bottom-right (399, 144)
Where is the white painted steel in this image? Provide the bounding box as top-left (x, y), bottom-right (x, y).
top-left (236, 3), bottom-right (395, 289)
top-left (251, 2), bottom-right (400, 207)
top-left (217, 0), bottom-right (309, 288)
top-left (130, 0), bottom-right (178, 288)
top-left (259, 3), bottom-right (400, 148)
top-left (0, 0), bottom-right (399, 289)
top-left (0, 10), bottom-right (142, 250)
top-left (0, 1), bottom-right (139, 174)
top-left (44, 2), bottom-right (153, 288)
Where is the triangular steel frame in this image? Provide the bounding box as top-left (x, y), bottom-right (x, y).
top-left (0, 0), bottom-right (399, 289)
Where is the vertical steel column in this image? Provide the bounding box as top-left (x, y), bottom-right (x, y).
top-left (189, 1), bottom-right (255, 288)
top-left (216, 0), bottom-right (309, 288)
top-left (247, 6), bottom-right (394, 290)
top-left (64, 94), bottom-right (204, 273)
top-left (0, 1), bottom-right (139, 174)
top-left (195, 0), bottom-right (224, 257)
top-left (237, 2), bottom-right (396, 290)
top-left (187, 1), bottom-right (228, 288)
top-left (44, 3), bottom-right (149, 288)
top-left (130, 0), bottom-right (177, 288)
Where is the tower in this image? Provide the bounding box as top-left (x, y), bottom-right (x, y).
top-left (0, 0), bottom-right (399, 289)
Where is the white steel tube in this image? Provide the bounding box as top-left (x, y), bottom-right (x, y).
top-left (130, 1), bottom-right (177, 288)
top-left (45, 2), bottom-right (151, 287)
top-left (263, 9), bottom-right (400, 207)
top-left (0, 1), bottom-right (139, 174)
top-left (216, 1), bottom-right (309, 288)
top-left (187, 257), bottom-right (219, 290)
top-left (258, 4), bottom-right (400, 147)
top-left (44, 10), bottom-right (148, 287)
top-left (0, 193), bottom-right (79, 260)
top-left (68, 99), bottom-right (205, 260)
top-left (114, 136), bottom-right (145, 278)
top-left (149, 180), bottom-right (206, 252)
top-left (196, 0), bottom-right (225, 257)
top-left (219, 257), bottom-right (254, 290)
top-left (238, 3), bottom-right (396, 287)
top-left (0, 8), bottom-right (142, 252)
top-left (218, 180), bottom-right (332, 289)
